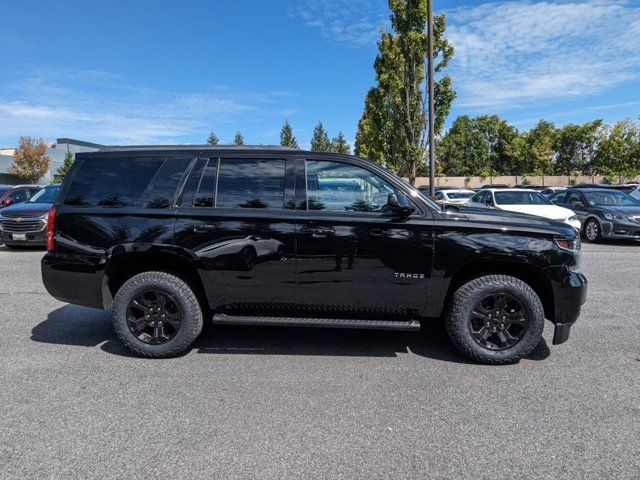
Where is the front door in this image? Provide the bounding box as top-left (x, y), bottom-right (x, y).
top-left (294, 158), bottom-right (434, 319)
top-left (173, 156), bottom-right (297, 314)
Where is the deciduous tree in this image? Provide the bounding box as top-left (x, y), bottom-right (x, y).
top-left (8, 136), bottom-right (51, 182)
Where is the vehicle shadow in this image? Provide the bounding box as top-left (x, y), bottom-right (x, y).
top-left (0, 245), bottom-right (46, 252)
top-left (32, 305), bottom-right (550, 364)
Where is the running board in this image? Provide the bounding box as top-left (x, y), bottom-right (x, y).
top-left (211, 314), bottom-right (421, 331)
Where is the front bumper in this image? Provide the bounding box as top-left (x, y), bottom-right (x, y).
top-left (0, 229), bottom-right (46, 246)
top-left (549, 270), bottom-right (588, 345)
top-left (600, 220), bottom-right (640, 240)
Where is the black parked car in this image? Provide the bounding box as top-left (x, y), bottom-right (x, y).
top-left (42, 146), bottom-right (587, 364)
top-left (550, 188), bottom-right (640, 242)
top-left (0, 184), bottom-right (60, 247)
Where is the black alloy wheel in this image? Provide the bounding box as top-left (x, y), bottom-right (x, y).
top-left (468, 293), bottom-right (529, 350)
top-left (126, 290), bottom-right (182, 345)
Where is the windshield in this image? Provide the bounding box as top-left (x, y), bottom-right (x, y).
top-left (29, 185), bottom-right (59, 204)
top-left (494, 191), bottom-right (551, 205)
top-left (447, 192), bottom-right (474, 199)
top-left (584, 190), bottom-right (640, 207)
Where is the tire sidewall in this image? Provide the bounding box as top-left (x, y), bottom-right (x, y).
top-left (446, 276), bottom-right (545, 364)
top-left (112, 272), bottom-right (202, 357)
top-left (584, 219), bottom-right (600, 242)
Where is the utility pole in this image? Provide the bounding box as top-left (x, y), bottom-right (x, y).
top-left (427, 0), bottom-right (436, 197)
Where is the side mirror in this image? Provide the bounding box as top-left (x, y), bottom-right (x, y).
top-left (387, 193), bottom-right (415, 216)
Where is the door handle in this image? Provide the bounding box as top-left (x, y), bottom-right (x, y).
top-left (193, 224), bottom-right (215, 233)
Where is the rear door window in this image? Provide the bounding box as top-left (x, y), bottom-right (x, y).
top-left (64, 157), bottom-right (165, 206)
top-left (216, 159), bottom-right (285, 209)
top-left (138, 157), bottom-right (191, 208)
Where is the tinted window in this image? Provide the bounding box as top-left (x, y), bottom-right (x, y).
top-left (551, 192), bottom-right (567, 203)
top-left (139, 157), bottom-right (191, 209)
top-left (8, 189), bottom-right (29, 203)
top-left (305, 160), bottom-right (395, 212)
top-left (216, 159), bottom-right (285, 209)
top-left (29, 185), bottom-right (59, 203)
top-left (65, 157), bottom-right (164, 207)
top-left (193, 159), bottom-right (218, 207)
top-left (434, 192), bottom-right (444, 200)
top-left (470, 192), bottom-right (483, 203)
top-left (494, 191), bottom-right (550, 205)
top-left (566, 192), bottom-right (584, 205)
top-left (584, 190), bottom-right (640, 207)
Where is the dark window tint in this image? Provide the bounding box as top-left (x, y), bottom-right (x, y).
top-left (65, 157), bottom-right (164, 206)
top-left (551, 192), bottom-right (567, 203)
top-left (193, 159), bottom-right (218, 207)
top-left (216, 159), bottom-right (285, 209)
top-left (566, 192), bottom-right (584, 205)
top-left (139, 157), bottom-right (191, 208)
top-left (305, 160), bottom-right (394, 212)
top-left (8, 189), bottom-right (29, 203)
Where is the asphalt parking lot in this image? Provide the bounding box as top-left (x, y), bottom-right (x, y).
top-left (1, 243), bottom-right (639, 479)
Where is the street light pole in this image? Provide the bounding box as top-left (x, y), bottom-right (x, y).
top-left (427, 0), bottom-right (436, 197)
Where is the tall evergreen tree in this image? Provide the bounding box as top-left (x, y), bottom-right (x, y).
top-left (56, 150), bottom-right (75, 180)
top-left (233, 131), bottom-right (244, 145)
top-left (279, 120), bottom-right (299, 148)
top-left (331, 132), bottom-right (351, 154)
top-left (355, 1), bottom-right (455, 183)
top-left (207, 131), bottom-right (219, 145)
top-left (310, 121), bottom-right (332, 152)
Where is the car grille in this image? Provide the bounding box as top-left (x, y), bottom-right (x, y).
top-left (0, 217), bottom-right (44, 232)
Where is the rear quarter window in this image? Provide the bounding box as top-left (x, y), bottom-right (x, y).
top-left (64, 157), bottom-right (168, 207)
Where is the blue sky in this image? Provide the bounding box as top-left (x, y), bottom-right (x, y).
top-left (1, 0), bottom-right (639, 148)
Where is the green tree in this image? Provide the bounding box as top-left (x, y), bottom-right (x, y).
top-left (207, 131), bottom-right (219, 145)
top-left (554, 121), bottom-right (603, 176)
top-left (511, 120), bottom-right (557, 176)
top-left (331, 131), bottom-right (351, 154)
top-left (279, 120), bottom-right (299, 149)
top-left (592, 119), bottom-right (640, 179)
top-left (310, 121), bottom-right (331, 152)
top-left (8, 136), bottom-right (51, 182)
top-left (233, 131), bottom-right (244, 145)
top-left (355, 1), bottom-right (455, 183)
top-left (437, 115), bottom-right (518, 177)
top-left (56, 150), bottom-right (75, 180)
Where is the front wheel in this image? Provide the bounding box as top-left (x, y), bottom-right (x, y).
top-left (445, 275), bottom-right (544, 364)
top-left (583, 219), bottom-right (601, 243)
top-left (112, 271), bottom-right (203, 358)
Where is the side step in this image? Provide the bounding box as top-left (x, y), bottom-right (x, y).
top-left (211, 314), bottom-right (421, 331)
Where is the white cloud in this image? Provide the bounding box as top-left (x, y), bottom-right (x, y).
top-left (446, 0), bottom-right (640, 108)
top-left (0, 68), bottom-right (295, 145)
top-left (288, 0), bottom-right (387, 46)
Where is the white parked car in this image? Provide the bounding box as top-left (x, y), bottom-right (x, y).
top-left (466, 188), bottom-right (581, 231)
top-left (433, 189), bottom-right (476, 206)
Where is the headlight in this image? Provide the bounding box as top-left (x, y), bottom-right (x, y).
top-left (603, 212), bottom-right (624, 220)
top-left (567, 215), bottom-right (578, 222)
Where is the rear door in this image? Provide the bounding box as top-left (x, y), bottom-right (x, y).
top-left (173, 156), bottom-right (296, 313)
top-left (294, 158), bottom-right (434, 319)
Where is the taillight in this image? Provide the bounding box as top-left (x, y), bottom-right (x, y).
top-left (46, 206), bottom-right (57, 253)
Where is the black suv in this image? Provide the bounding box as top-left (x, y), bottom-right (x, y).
top-left (42, 146), bottom-right (587, 364)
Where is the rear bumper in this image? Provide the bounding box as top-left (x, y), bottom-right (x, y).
top-left (41, 253), bottom-right (107, 309)
top-left (549, 270), bottom-right (588, 345)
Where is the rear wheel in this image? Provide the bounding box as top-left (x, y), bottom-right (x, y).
top-left (445, 275), bottom-right (544, 364)
top-left (584, 219), bottom-right (601, 242)
top-left (112, 271), bottom-right (203, 358)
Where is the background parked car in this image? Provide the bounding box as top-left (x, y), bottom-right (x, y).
top-left (467, 188), bottom-right (581, 230)
top-left (0, 184), bottom-right (42, 210)
top-left (550, 188), bottom-right (640, 242)
top-left (432, 188), bottom-right (475, 206)
top-left (629, 185), bottom-right (640, 202)
top-left (0, 184), bottom-right (59, 248)
top-left (540, 186), bottom-right (567, 197)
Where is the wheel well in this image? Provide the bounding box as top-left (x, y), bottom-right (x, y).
top-left (445, 262), bottom-right (555, 321)
top-left (105, 252), bottom-right (208, 312)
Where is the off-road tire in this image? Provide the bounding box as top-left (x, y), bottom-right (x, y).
top-left (112, 271), bottom-right (203, 358)
top-left (445, 275), bottom-right (545, 365)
